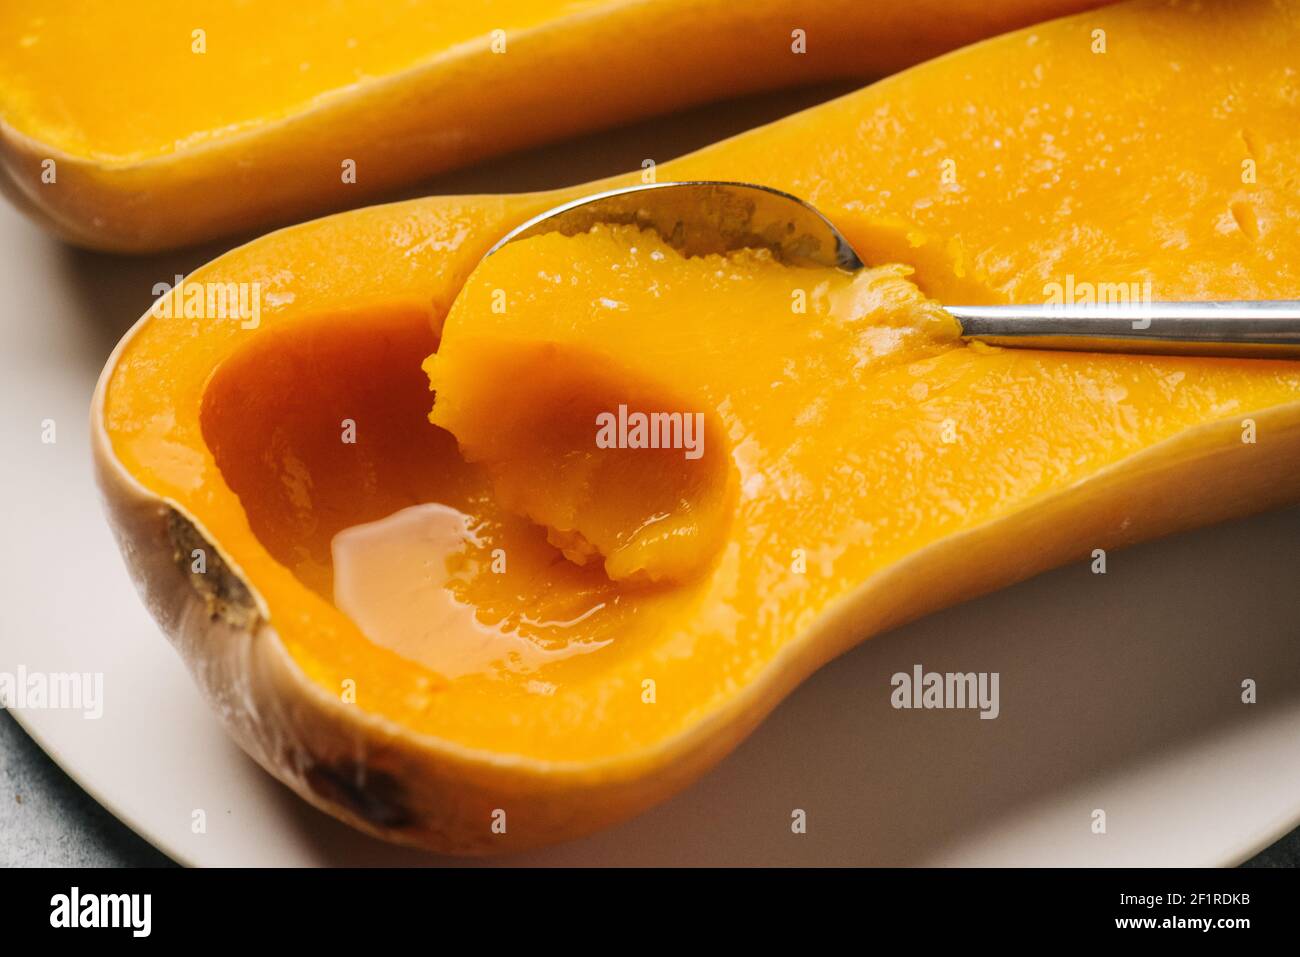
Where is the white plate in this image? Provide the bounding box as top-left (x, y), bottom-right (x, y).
top-left (4, 94), bottom-right (1300, 867)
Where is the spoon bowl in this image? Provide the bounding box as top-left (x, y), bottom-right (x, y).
top-left (489, 180), bottom-right (864, 270)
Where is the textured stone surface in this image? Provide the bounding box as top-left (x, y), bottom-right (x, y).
top-left (0, 713), bottom-right (173, 867)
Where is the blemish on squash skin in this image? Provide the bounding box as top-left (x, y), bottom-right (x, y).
top-left (167, 509), bottom-right (260, 630)
top-left (303, 760), bottom-right (412, 830)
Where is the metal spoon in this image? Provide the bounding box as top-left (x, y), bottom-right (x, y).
top-left (489, 180), bottom-right (1300, 359)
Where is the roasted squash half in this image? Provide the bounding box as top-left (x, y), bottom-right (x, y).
top-left (94, 0), bottom-right (1300, 854)
top-left (0, 0), bottom-right (1104, 252)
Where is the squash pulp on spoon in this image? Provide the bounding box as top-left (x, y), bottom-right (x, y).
top-left (426, 224), bottom-right (960, 591)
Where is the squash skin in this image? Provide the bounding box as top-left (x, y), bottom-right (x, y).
top-left (0, 0), bottom-right (1106, 253)
top-left (93, 0), bottom-right (1300, 855)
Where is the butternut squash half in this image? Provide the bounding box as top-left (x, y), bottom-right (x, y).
top-left (0, 0), bottom-right (1105, 252)
top-left (94, 0), bottom-right (1300, 855)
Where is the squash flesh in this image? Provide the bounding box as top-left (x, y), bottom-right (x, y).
top-left (423, 226), bottom-right (951, 585)
top-left (0, 0), bottom-right (607, 161)
top-left (661, 0), bottom-right (1300, 306)
top-left (0, 1), bottom-right (1111, 251)
top-left (426, 221), bottom-right (1300, 696)
top-left (0, 1), bottom-right (1109, 164)
top-left (100, 0), bottom-right (1300, 769)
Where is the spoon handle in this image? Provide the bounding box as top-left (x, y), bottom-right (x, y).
top-left (947, 300), bottom-right (1300, 358)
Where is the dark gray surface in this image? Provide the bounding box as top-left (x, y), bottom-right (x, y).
top-left (0, 712), bottom-right (173, 867)
top-left (3, 710), bottom-right (1296, 867)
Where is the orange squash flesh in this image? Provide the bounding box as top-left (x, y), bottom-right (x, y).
top-left (0, 1), bottom-right (611, 162)
top-left (0, 0), bottom-right (1106, 251)
top-left (423, 228), bottom-right (946, 586)
top-left (96, 0), bottom-right (1300, 853)
top-left (426, 219), bottom-right (1300, 742)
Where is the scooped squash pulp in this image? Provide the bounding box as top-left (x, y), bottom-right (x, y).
top-left (94, 0), bottom-right (1300, 854)
top-left (427, 219), bottom-right (1300, 703)
top-left (425, 225), bottom-right (961, 586)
